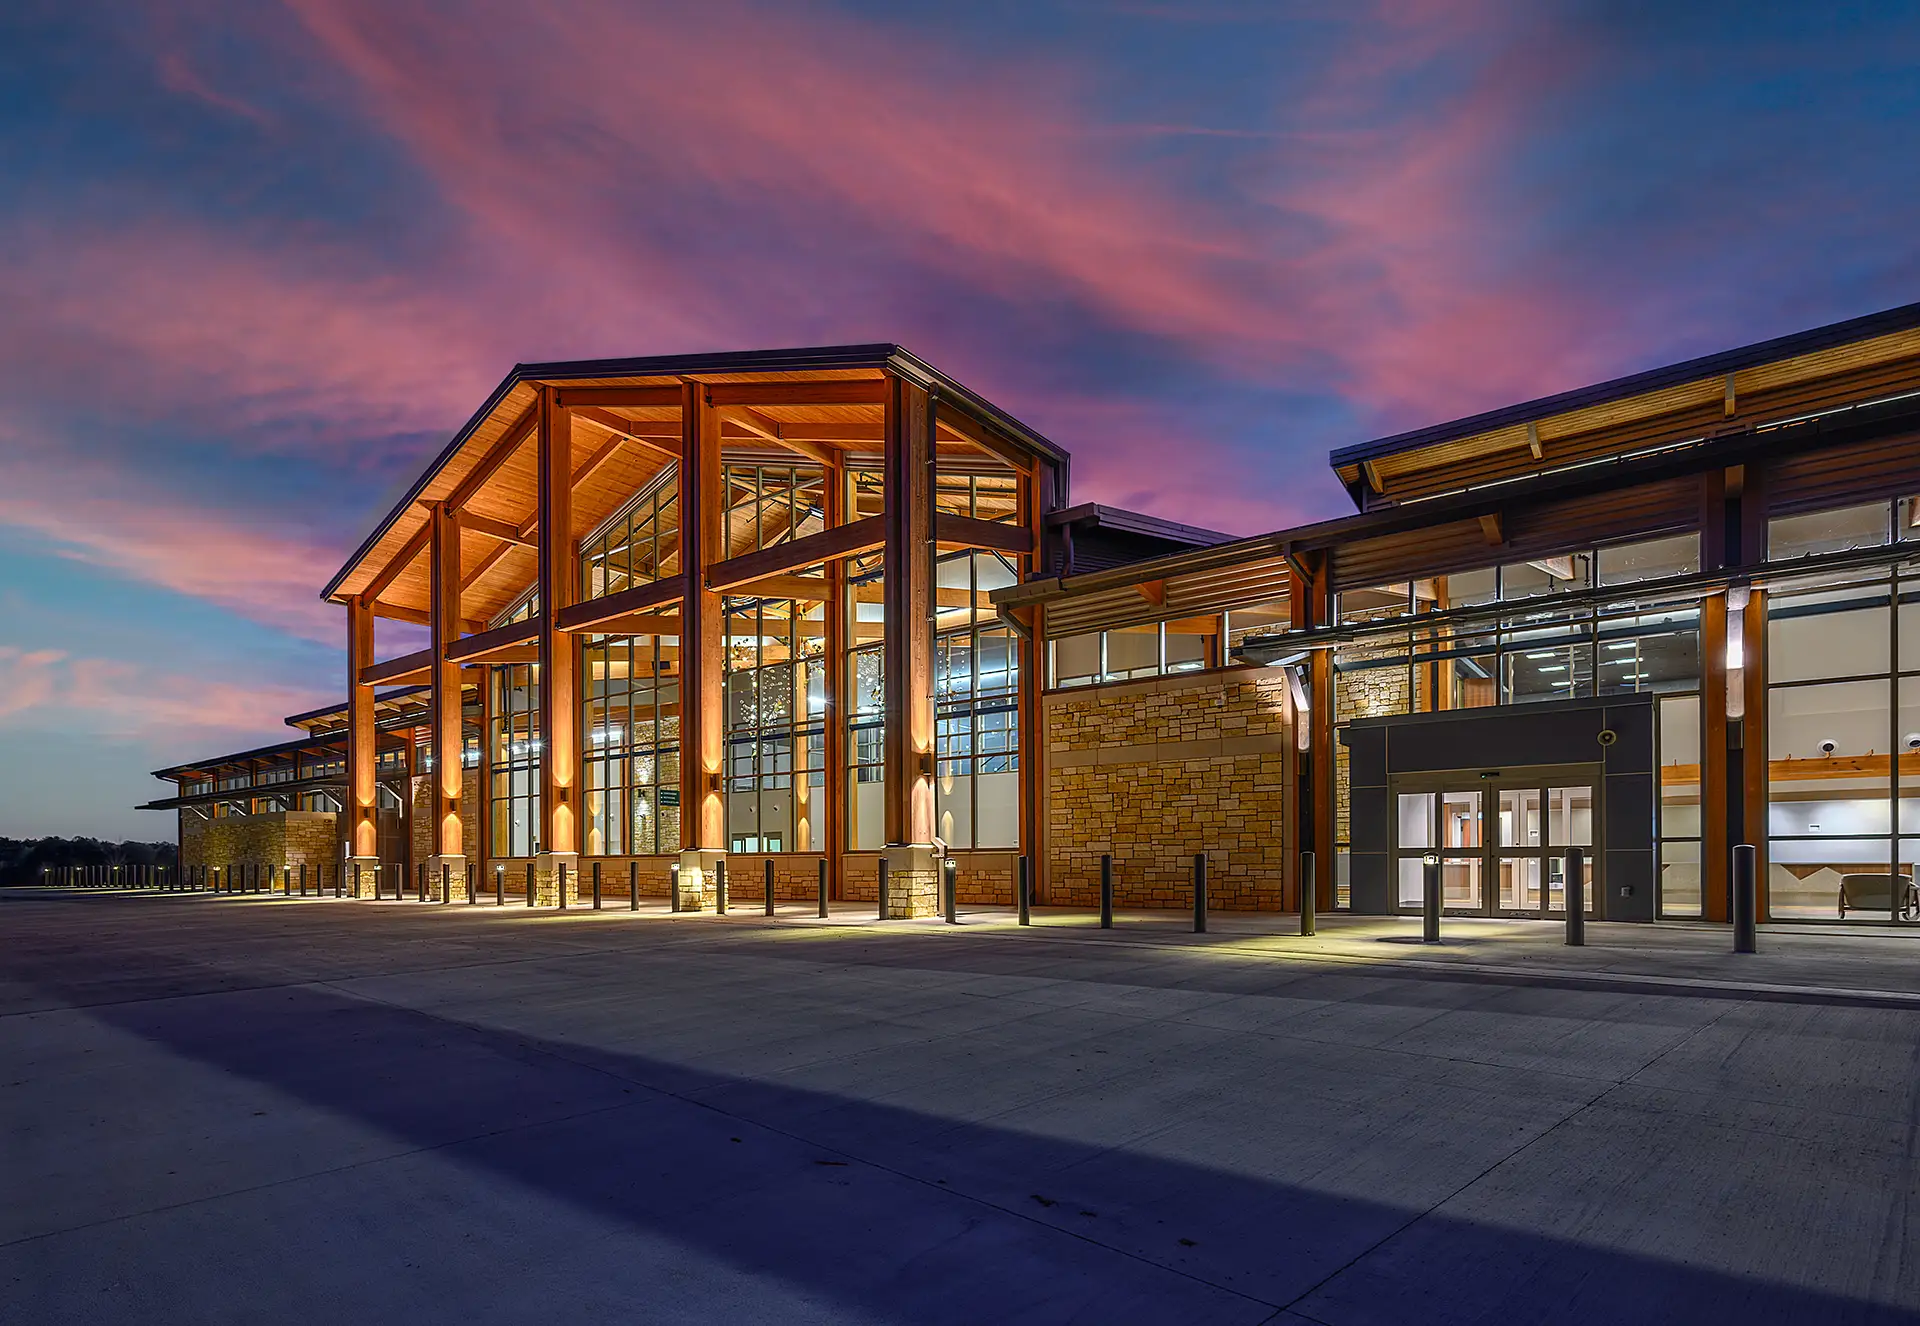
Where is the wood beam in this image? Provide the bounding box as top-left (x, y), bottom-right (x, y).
top-left (363, 521), bottom-right (430, 605)
top-left (536, 386), bottom-right (579, 858)
top-left (551, 386), bottom-right (682, 410)
top-left (722, 573), bottom-right (832, 602)
top-left (1525, 421), bottom-right (1543, 460)
top-left (580, 613), bottom-right (680, 638)
top-left (447, 617), bottom-right (540, 664)
top-left (461, 513), bottom-right (536, 547)
top-left (574, 406), bottom-right (680, 460)
top-left (934, 406), bottom-right (1033, 473)
top-left (553, 573), bottom-right (687, 634)
top-left (461, 539), bottom-right (522, 592)
top-left (448, 400), bottom-right (537, 512)
top-left (366, 601), bottom-right (487, 634)
top-left (883, 377), bottom-right (935, 847)
top-left (360, 647), bottom-right (434, 687)
top-left (704, 514), bottom-right (886, 593)
top-left (717, 405), bottom-right (838, 468)
top-left (570, 432), bottom-right (627, 490)
top-left (933, 512), bottom-right (1033, 555)
top-left (1137, 580), bottom-right (1165, 608)
top-left (1478, 512), bottom-right (1505, 546)
top-left (1361, 459), bottom-right (1384, 494)
top-left (705, 381), bottom-right (888, 408)
top-left (429, 500), bottom-right (464, 861)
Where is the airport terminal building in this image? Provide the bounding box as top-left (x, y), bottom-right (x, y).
top-left (146, 304), bottom-right (1920, 927)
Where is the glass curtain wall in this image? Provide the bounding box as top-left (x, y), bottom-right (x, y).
top-left (489, 663), bottom-right (539, 857)
top-left (580, 467), bottom-right (679, 599)
top-left (935, 551), bottom-right (1021, 848)
top-left (724, 596), bottom-right (827, 853)
top-left (1331, 534), bottom-right (1702, 908)
top-left (1764, 498), bottom-right (1920, 921)
top-left (582, 633), bottom-right (681, 856)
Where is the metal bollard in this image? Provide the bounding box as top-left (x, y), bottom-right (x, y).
top-left (1564, 847), bottom-right (1586, 947)
top-left (943, 857), bottom-right (958, 925)
top-left (1193, 853), bottom-right (1208, 934)
top-left (300, 863), bottom-right (308, 897)
top-left (670, 862), bottom-right (681, 913)
top-left (1732, 843), bottom-right (1758, 954)
top-left (495, 863), bottom-right (504, 906)
top-left (353, 863), bottom-right (361, 899)
top-left (441, 862), bottom-right (450, 905)
top-left (593, 861), bottom-right (602, 910)
top-left (558, 862), bottom-right (569, 911)
top-left (765, 859), bottom-right (775, 916)
top-left (629, 860), bottom-right (639, 911)
top-left (333, 864), bottom-right (342, 899)
top-left (1422, 855), bottom-right (1441, 943)
top-left (818, 857), bottom-right (829, 918)
top-left (527, 861), bottom-right (537, 908)
top-left (1099, 854), bottom-right (1114, 929)
top-left (715, 859), bottom-right (727, 915)
top-left (466, 862), bottom-right (475, 904)
top-left (877, 856), bottom-right (890, 919)
top-left (1300, 850), bottom-right (1316, 937)
top-left (1017, 854), bottom-right (1031, 926)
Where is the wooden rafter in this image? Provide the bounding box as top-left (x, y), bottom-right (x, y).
top-left (706, 514), bottom-right (886, 592)
top-left (706, 381), bottom-right (888, 407)
top-left (717, 405), bottom-right (838, 468)
top-left (574, 406), bottom-right (680, 460)
top-left (934, 406), bottom-right (1032, 473)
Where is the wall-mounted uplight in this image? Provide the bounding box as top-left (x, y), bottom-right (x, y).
top-left (1724, 582), bottom-right (1750, 721)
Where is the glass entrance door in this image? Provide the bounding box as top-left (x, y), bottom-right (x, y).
top-left (1394, 766), bottom-right (1601, 919)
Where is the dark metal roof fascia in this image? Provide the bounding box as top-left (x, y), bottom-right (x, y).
top-left (994, 391), bottom-right (1920, 611)
top-left (321, 344), bottom-right (1070, 603)
top-left (1044, 502), bottom-right (1234, 546)
top-left (283, 682), bottom-right (430, 728)
top-left (1330, 298), bottom-right (1920, 472)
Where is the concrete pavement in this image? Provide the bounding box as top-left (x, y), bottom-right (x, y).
top-left (3, 889), bottom-right (1919, 1323)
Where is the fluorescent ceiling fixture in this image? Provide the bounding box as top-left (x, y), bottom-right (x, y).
top-left (1604, 641), bottom-right (1636, 651)
top-left (1525, 651), bottom-right (1557, 659)
top-left (1539, 665), bottom-right (1567, 673)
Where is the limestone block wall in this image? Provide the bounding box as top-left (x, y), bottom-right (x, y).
top-left (1044, 666), bottom-right (1295, 910)
top-left (182, 811), bottom-right (338, 873)
top-left (409, 773), bottom-right (482, 875)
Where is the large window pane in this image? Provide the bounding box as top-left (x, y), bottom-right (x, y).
top-left (1768, 593), bottom-right (1889, 684)
top-left (1660, 840), bottom-right (1702, 917)
top-left (1598, 534), bottom-right (1699, 586)
top-left (1769, 838), bottom-right (1894, 919)
top-left (1768, 502), bottom-right (1891, 560)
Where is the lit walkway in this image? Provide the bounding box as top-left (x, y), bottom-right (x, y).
top-left (4, 889), bottom-right (1919, 1323)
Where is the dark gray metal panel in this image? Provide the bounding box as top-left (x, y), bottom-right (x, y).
top-left (1351, 851), bottom-right (1391, 914)
top-left (1608, 849), bottom-right (1657, 922)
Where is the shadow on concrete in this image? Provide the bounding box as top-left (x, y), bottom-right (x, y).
top-left (11, 901), bottom-right (1920, 1326)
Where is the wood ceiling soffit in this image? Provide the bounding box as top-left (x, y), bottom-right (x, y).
top-left (934, 408), bottom-right (1032, 473)
top-left (575, 406), bottom-right (680, 459)
top-left (717, 406), bottom-right (839, 468)
top-left (448, 400), bottom-right (538, 511)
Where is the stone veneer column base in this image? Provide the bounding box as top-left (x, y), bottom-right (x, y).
top-left (346, 856), bottom-right (382, 900)
top-left (427, 855), bottom-right (467, 904)
top-left (881, 845), bottom-right (941, 919)
top-left (533, 853), bottom-right (578, 908)
top-left (676, 849), bottom-right (724, 912)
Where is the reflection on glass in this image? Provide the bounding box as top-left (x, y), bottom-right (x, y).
top-left (1443, 858), bottom-right (1482, 908)
top-left (1660, 839), bottom-right (1702, 917)
top-left (1548, 786), bottom-right (1593, 847)
top-left (1500, 787), bottom-right (1541, 847)
top-left (1500, 856), bottom-right (1540, 912)
top-left (1398, 793), bottom-right (1433, 849)
top-left (1441, 790), bottom-right (1481, 849)
top-left (1769, 838), bottom-right (1895, 919)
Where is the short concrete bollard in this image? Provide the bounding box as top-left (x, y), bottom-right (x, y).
top-left (1564, 847), bottom-right (1586, 947)
top-left (1099, 854), bottom-right (1114, 929)
top-left (1733, 843), bottom-right (1758, 954)
top-left (1422, 855), bottom-right (1441, 943)
top-left (1193, 853), bottom-right (1208, 934)
top-left (1300, 850), bottom-right (1316, 937)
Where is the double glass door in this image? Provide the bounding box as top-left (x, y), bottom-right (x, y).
top-left (1393, 768), bottom-right (1599, 918)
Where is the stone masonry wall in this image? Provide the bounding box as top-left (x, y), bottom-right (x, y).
top-left (1045, 666), bottom-right (1294, 911)
top-left (182, 811), bottom-right (338, 874)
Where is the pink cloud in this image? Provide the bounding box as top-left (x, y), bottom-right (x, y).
top-left (0, 439), bottom-right (347, 643)
top-left (0, 647), bottom-right (321, 738)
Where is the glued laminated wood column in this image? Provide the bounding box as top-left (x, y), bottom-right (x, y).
top-left (823, 455), bottom-right (848, 896)
top-left (1702, 594), bottom-right (1729, 922)
top-left (536, 387), bottom-right (579, 857)
top-left (1016, 462), bottom-right (1044, 896)
top-left (883, 376), bottom-right (936, 847)
top-left (345, 595), bottom-right (378, 859)
top-left (429, 501), bottom-right (464, 858)
top-left (679, 381), bottom-right (726, 853)
top-left (1743, 588), bottom-right (1770, 918)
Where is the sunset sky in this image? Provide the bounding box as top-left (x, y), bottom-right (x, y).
top-left (3, 0), bottom-right (1917, 838)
